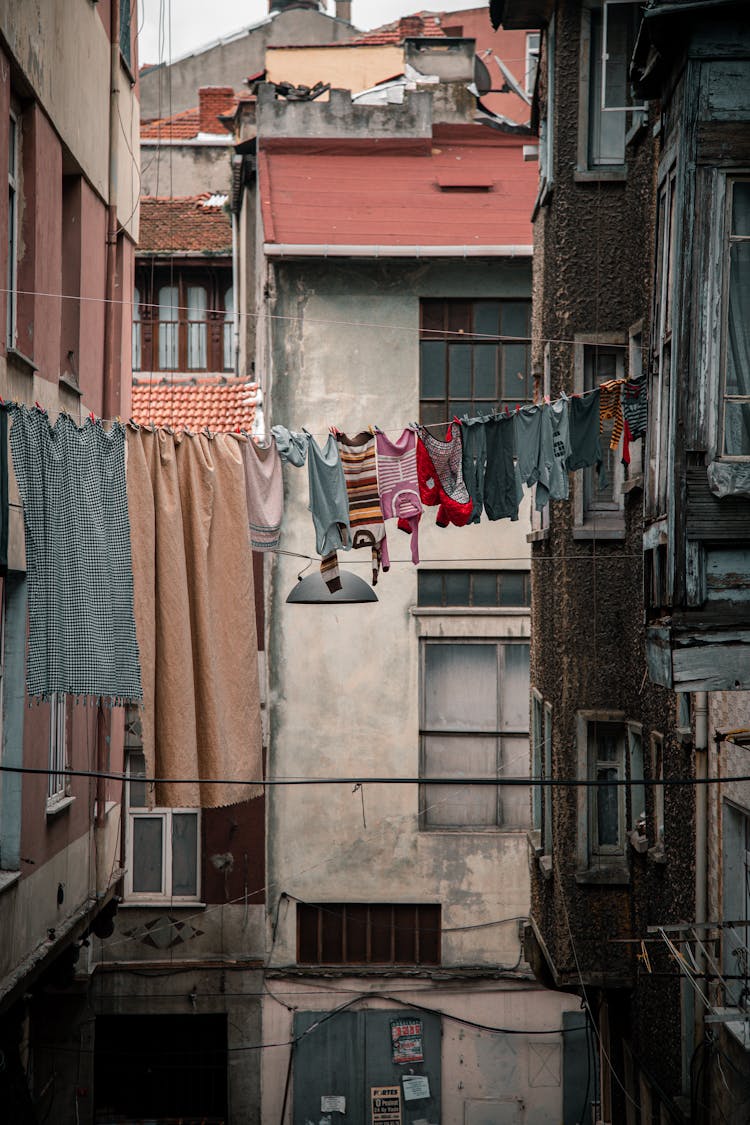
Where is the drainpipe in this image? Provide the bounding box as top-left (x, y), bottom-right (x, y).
top-left (103, 0), bottom-right (120, 421)
top-left (99, 0), bottom-right (120, 832)
top-left (694, 690), bottom-right (708, 1077)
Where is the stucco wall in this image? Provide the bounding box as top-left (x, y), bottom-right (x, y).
top-left (140, 140), bottom-right (233, 198)
top-left (264, 258), bottom-right (539, 975)
top-left (266, 43), bottom-right (403, 95)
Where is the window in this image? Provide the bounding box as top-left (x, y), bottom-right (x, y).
top-left (722, 801), bottom-right (750, 1010)
top-left (590, 722), bottom-right (626, 856)
top-left (721, 178), bottom-right (750, 457)
top-left (419, 299), bottom-right (532, 426)
top-left (531, 691), bottom-right (543, 831)
top-left (627, 724), bottom-right (645, 835)
top-left (119, 0), bottom-right (132, 70)
top-left (648, 169), bottom-right (676, 515)
top-left (136, 269), bottom-right (234, 374)
top-left (125, 752), bottom-right (200, 902)
top-left (417, 569), bottom-right (530, 608)
top-left (47, 693), bottom-right (70, 810)
top-left (579, 1), bottom-right (641, 172)
top-left (297, 903), bottom-right (441, 965)
top-left (7, 108), bottom-right (18, 349)
top-left (223, 285), bottom-right (234, 372)
top-left (650, 732), bottom-right (664, 848)
top-left (574, 339), bottom-right (626, 528)
top-left (525, 32), bottom-right (540, 94)
top-left (420, 640), bottom-right (530, 829)
top-left (539, 17), bottom-right (555, 192)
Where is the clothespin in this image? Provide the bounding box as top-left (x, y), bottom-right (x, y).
top-left (515, 403), bottom-right (521, 413)
top-left (453, 415), bottom-right (462, 426)
top-left (504, 405), bottom-right (511, 417)
top-left (89, 411), bottom-right (96, 424)
top-left (543, 394), bottom-right (551, 405)
top-left (35, 400), bottom-right (46, 413)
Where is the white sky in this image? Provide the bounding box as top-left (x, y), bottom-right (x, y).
top-left (138, 1), bottom-right (488, 64)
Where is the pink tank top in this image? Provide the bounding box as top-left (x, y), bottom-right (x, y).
top-left (375, 428), bottom-right (423, 565)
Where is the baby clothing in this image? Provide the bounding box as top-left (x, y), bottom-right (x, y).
top-left (271, 425), bottom-right (310, 467)
top-left (417, 424), bottom-right (473, 528)
top-left (375, 427), bottom-right (423, 565)
top-left (336, 430), bottom-right (388, 584)
top-left (306, 433), bottom-right (351, 593)
top-left (241, 437), bottom-right (283, 551)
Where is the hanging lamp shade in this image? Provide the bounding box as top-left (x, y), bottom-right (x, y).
top-left (286, 570), bottom-right (378, 604)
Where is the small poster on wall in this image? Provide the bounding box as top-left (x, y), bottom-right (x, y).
top-left (402, 1074), bottom-right (431, 1102)
top-left (390, 1018), bottom-right (424, 1064)
top-left (371, 1085), bottom-right (402, 1123)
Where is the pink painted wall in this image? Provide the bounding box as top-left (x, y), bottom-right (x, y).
top-left (442, 7), bottom-right (535, 123)
top-left (76, 181), bottom-right (108, 413)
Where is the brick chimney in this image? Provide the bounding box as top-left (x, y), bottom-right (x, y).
top-left (198, 86), bottom-right (235, 135)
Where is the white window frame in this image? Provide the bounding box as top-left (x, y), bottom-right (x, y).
top-left (600, 0), bottom-right (647, 114)
top-left (47, 693), bottom-right (70, 811)
top-left (720, 174), bottom-right (750, 460)
top-left (573, 335), bottom-right (626, 534)
top-left (7, 108), bottom-right (18, 350)
top-left (525, 32), bottom-right (540, 95)
top-left (577, 1), bottom-right (639, 175)
top-left (124, 753), bottom-right (201, 904)
top-left (531, 689), bottom-right (543, 832)
top-left (419, 637), bottom-right (530, 831)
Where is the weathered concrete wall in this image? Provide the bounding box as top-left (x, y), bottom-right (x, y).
top-left (140, 139), bottom-right (233, 198)
top-left (262, 977), bottom-right (582, 1124)
top-left (257, 82), bottom-right (433, 139)
top-left (140, 8), bottom-right (357, 121)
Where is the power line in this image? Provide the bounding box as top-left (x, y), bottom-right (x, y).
top-left (0, 763), bottom-right (741, 788)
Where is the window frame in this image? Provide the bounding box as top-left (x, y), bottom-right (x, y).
top-left (7, 107), bottom-right (19, 350)
top-left (296, 902), bottom-right (441, 966)
top-left (573, 335), bottom-right (627, 533)
top-left (135, 267), bottom-right (234, 375)
top-left (576, 1), bottom-right (639, 177)
top-left (124, 753), bottom-right (201, 904)
top-left (589, 721), bottom-right (627, 858)
top-left (417, 569), bottom-right (531, 609)
top-left (46, 693), bottom-right (71, 812)
top-left (419, 298), bottom-right (532, 425)
top-left (719, 174), bottom-right (750, 460)
top-left (525, 32), bottom-right (541, 95)
top-left (419, 637), bottom-right (530, 831)
top-left (576, 710), bottom-right (629, 874)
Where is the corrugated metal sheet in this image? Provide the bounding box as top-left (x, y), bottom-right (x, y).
top-left (259, 125), bottom-right (537, 248)
top-left (686, 467), bottom-right (750, 539)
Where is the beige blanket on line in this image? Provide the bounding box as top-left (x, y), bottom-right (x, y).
top-left (127, 427), bottom-right (262, 808)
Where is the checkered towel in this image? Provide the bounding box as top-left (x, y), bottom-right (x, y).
top-left (10, 407), bottom-right (142, 703)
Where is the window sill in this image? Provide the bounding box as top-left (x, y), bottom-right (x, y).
top-left (538, 854), bottom-right (553, 880)
top-left (6, 346), bottom-right (37, 377)
top-left (420, 825), bottom-right (530, 835)
top-left (527, 829), bottom-right (542, 856)
top-left (575, 864), bottom-right (630, 886)
top-left (46, 794), bottom-right (75, 819)
top-left (59, 373), bottom-right (82, 397)
top-left (621, 474), bottom-right (643, 494)
top-left (411, 606), bottom-right (530, 617)
top-left (526, 529), bottom-right (550, 543)
top-left (572, 525), bottom-right (626, 541)
top-left (648, 843), bottom-right (667, 865)
top-left (119, 900), bottom-right (205, 909)
top-left (0, 870), bottom-right (20, 894)
top-left (574, 168), bottom-right (627, 184)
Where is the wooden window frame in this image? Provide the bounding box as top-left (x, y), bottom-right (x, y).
top-left (135, 267), bottom-right (234, 375)
top-left (296, 902), bottom-right (441, 966)
top-left (719, 175), bottom-right (750, 460)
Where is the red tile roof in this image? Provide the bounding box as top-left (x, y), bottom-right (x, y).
top-left (350, 13), bottom-right (447, 45)
top-left (141, 106), bottom-right (202, 140)
top-left (259, 125), bottom-right (537, 249)
top-left (131, 377), bottom-right (258, 432)
top-left (138, 195), bottom-right (232, 256)
top-left (141, 87), bottom-right (237, 139)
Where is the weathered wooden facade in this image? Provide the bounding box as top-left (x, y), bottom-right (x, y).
top-left (632, 1), bottom-right (750, 693)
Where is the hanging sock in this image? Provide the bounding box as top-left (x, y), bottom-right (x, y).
top-left (320, 550), bottom-right (342, 593)
top-left (336, 430), bottom-right (388, 585)
top-left (417, 423), bottom-right (473, 528)
top-left (375, 427), bottom-right (423, 564)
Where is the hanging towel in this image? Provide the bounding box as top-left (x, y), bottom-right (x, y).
top-left (484, 413), bottom-right (523, 521)
top-left (417, 424), bottom-right (473, 528)
top-left (126, 427), bottom-right (262, 809)
top-left (335, 430), bottom-right (388, 585)
top-left (567, 390), bottom-right (602, 471)
top-left (375, 427), bottom-right (422, 565)
top-left (599, 379), bottom-right (626, 450)
top-left (271, 424), bottom-right (309, 467)
top-left (307, 433), bottom-right (351, 593)
top-left (241, 437), bottom-right (283, 551)
top-left (9, 407), bottom-right (141, 702)
top-left (460, 416), bottom-right (487, 524)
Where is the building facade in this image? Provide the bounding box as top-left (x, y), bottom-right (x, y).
top-left (0, 1), bottom-right (140, 1120)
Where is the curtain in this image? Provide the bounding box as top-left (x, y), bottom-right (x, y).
top-left (158, 285), bottom-right (178, 370)
top-left (187, 285), bottom-right (207, 370)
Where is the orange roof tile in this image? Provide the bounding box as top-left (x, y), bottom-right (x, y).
top-left (138, 195), bottom-right (232, 255)
top-left (350, 13), bottom-right (447, 45)
top-left (131, 377), bottom-right (258, 432)
top-left (141, 106), bottom-right (202, 140)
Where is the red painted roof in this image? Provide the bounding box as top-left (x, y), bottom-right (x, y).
top-left (138, 195), bottom-right (232, 255)
top-left (259, 126), bottom-right (536, 249)
top-left (131, 377), bottom-right (258, 432)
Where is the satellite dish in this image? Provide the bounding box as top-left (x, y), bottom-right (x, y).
top-left (474, 54), bottom-right (492, 97)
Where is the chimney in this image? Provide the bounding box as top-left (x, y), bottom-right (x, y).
top-left (268, 1), bottom-right (321, 12)
top-left (198, 86), bottom-right (235, 135)
top-left (336, 1), bottom-right (352, 19)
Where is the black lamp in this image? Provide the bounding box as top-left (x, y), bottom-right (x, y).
top-left (286, 569), bottom-right (378, 604)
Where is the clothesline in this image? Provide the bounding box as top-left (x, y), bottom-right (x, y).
top-left (0, 284), bottom-right (639, 353)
